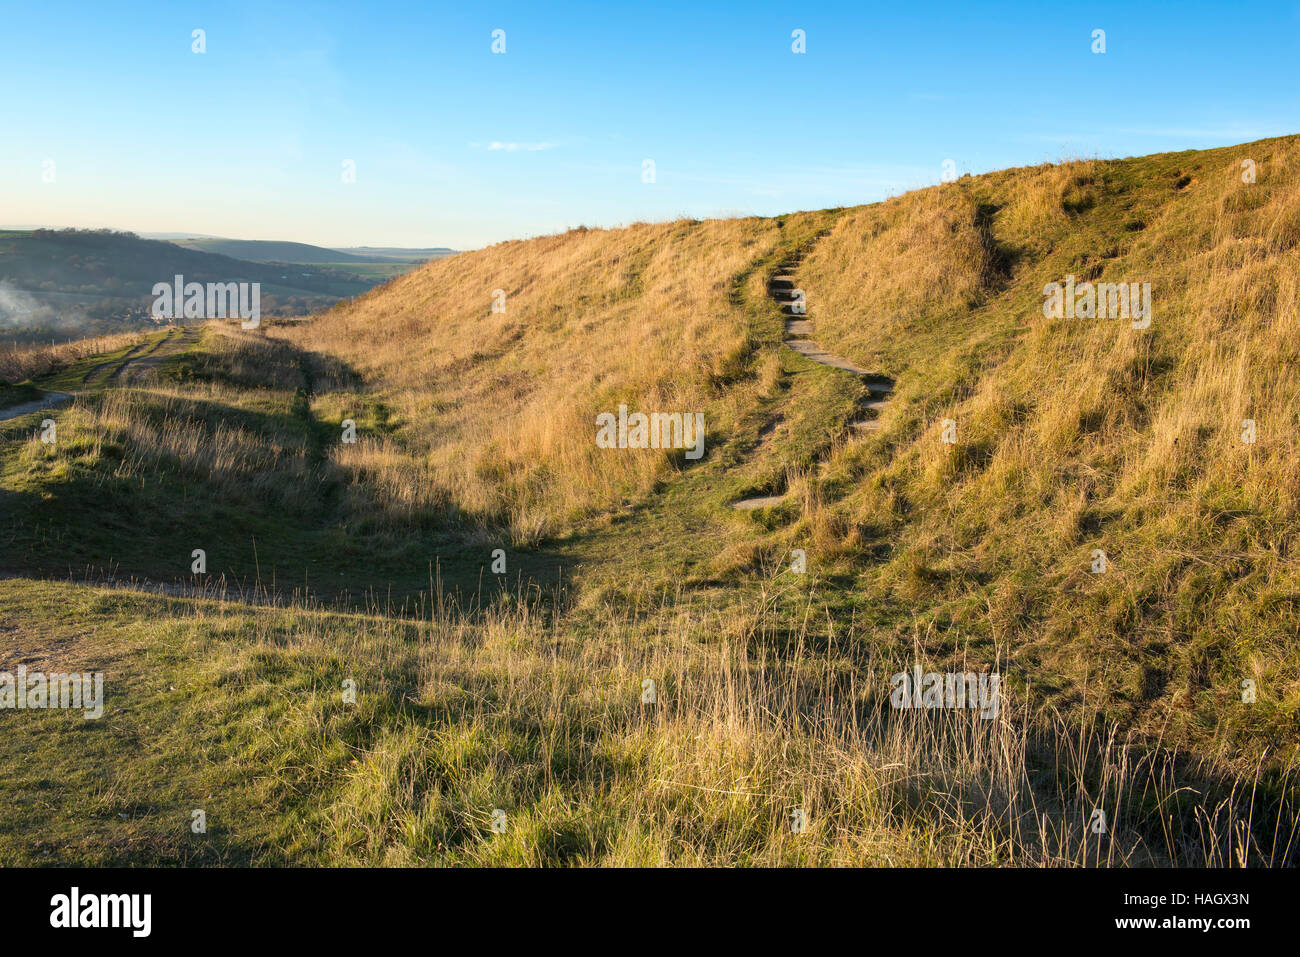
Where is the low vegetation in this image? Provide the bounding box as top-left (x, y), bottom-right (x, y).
top-left (2, 578), bottom-right (1292, 866)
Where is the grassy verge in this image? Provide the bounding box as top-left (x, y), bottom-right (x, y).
top-left (3, 576), bottom-right (1293, 866)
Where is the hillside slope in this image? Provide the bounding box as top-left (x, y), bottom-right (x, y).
top-left (274, 135), bottom-right (1300, 755)
top-left (3, 137), bottom-right (1298, 866)
top-left (789, 138), bottom-right (1300, 749)
top-left (284, 212), bottom-right (838, 543)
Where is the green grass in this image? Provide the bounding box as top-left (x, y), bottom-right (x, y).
top-left (2, 327), bottom-right (564, 602)
top-left (4, 576), bottom-right (1291, 866)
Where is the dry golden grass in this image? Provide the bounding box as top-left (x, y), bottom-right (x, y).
top-left (782, 139), bottom-right (1300, 750)
top-left (312, 586), bottom-right (1291, 866)
top-left (796, 183), bottom-right (998, 374)
top-left (282, 217), bottom-right (792, 542)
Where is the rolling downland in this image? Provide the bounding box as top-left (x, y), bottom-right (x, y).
top-left (2, 135), bottom-right (1299, 866)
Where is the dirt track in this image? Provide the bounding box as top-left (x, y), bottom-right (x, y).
top-left (0, 326), bottom-right (199, 423)
top-left (0, 391), bottom-right (73, 423)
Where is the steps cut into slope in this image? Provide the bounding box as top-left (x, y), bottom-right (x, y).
top-left (731, 254), bottom-right (894, 510)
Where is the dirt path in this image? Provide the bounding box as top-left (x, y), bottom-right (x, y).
top-left (0, 326), bottom-right (199, 424)
top-left (0, 391), bottom-right (73, 423)
top-left (82, 341), bottom-right (147, 387)
top-left (113, 326), bottom-right (199, 383)
top-left (732, 254), bottom-right (894, 510)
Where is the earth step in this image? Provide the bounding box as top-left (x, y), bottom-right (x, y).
top-left (785, 339), bottom-right (873, 375)
top-left (731, 494), bottom-right (787, 511)
top-left (730, 251), bottom-right (896, 511)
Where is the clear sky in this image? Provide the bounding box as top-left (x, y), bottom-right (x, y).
top-left (1, 0), bottom-right (1296, 250)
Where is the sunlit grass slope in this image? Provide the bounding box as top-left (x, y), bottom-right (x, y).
top-left (781, 138), bottom-right (1300, 753)
top-left (3, 137), bottom-right (1300, 866)
top-left (283, 214), bottom-right (839, 543)
top-left (3, 577), bottom-right (1288, 867)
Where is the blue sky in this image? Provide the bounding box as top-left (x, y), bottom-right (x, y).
top-left (1, 0), bottom-right (1296, 249)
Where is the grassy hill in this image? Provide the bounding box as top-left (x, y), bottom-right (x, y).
top-left (2, 136), bottom-right (1298, 866)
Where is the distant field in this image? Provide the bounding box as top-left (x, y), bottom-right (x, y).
top-left (332, 246), bottom-right (457, 262)
top-left (301, 262), bottom-right (411, 280)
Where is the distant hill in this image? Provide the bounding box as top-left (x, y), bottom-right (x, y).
top-left (172, 238), bottom-right (383, 264)
top-left (136, 231), bottom-right (226, 240)
top-left (0, 229), bottom-right (385, 339)
top-left (169, 238), bottom-right (456, 264)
